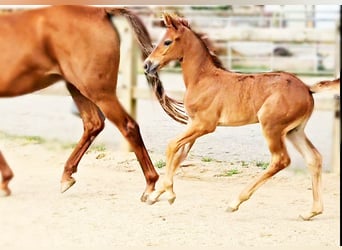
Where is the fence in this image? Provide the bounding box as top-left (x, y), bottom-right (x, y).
top-left (141, 6), bottom-right (340, 77)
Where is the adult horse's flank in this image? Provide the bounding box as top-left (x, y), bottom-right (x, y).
top-left (0, 5), bottom-right (187, 201)
top-left (144, 13), bottom-right (340, 220)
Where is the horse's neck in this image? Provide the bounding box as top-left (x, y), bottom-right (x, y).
top-left (180, 35), bottom-right (215, 88)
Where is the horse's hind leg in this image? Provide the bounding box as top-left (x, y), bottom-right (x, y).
top-left (227, 127), bottom-right (291, 213)
top-left (287, 124), bottom-right (323, 220)
top-left (60, 83), bottom-right (105, 193)
top-left (0, 151), bottom-right (14, 196)
top-left (95, 94), bottom-right (159, 202)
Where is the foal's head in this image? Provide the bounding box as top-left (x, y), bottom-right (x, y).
top-left (144, 13), bottom-right (190, 75)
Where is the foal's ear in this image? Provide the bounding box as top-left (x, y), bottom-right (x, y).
top-left (163, 13), bottom-right (179, 30)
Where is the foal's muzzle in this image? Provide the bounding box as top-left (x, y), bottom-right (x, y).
top-left (143, 60), bottom-right (159, 75)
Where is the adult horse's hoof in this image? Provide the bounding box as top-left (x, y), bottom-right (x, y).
top-left (60, 178), bottom-right (76, 193)
top-left (0, 188), bottom-right (11, 197)
top-left (140, 192), bottom-right (149, 202)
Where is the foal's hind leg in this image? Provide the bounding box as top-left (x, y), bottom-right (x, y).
top-left (60, 83), bottom-right (105, 193)
top-left (0, 151), bottom-right (14, 196)
top-left (287, 125), bottom-right (323, 220)
top-left (227, 128), bottom-right (291, 213)
top-left (95, 94), bottom-right (159, 201)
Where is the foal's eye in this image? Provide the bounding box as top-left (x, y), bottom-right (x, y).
top-left (164, 40), bottom-right (173, 46)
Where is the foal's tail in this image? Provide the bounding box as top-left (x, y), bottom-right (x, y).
top-left (105, 8), bottom-right (188, 124)
top-left (309, 78), bottom-right (340, 94)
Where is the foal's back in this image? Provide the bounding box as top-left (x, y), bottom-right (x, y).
top-left (205, 69), bottom-right (315, 127)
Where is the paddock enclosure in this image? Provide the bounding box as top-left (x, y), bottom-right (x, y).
top-left (0, 5), bottom-right (340, 248)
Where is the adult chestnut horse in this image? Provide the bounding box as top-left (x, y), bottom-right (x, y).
top-left (0, 6), bottom-right (188, 201)
top-left (144, 13), bottom-right (340, 220)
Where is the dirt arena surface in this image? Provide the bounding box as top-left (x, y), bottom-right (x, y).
top-left (0, 135), bottom-right (339, 248)
top-left (0, 74), bottom-right (340, 248)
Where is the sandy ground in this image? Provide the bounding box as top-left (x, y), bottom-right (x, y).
top-left (0, 74), bottom-right (340, 248)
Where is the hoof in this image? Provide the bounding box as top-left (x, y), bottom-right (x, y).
top-left (60, 178), bottom-right (76, 193)
top-left (299, 211), bottom-right (322, 221)
top-left (0, 188), bottom-right (11, 197)
top-left (168, 196), bottom-right (176, 205)
top-left (226, 206), bottom-right (238, 213)
top-left (146, 198), bottom-right (158, 205)
top-left (140, 192), bottom-right (149, 203)
top-left (146, 191), bottom-right (160, 205)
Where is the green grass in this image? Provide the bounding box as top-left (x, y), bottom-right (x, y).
top-left (201, 156), bottom-right (214, 162)
top-left (89, 144), bottom-right (106, 152)
top-left (217, 168), bottom-right (241, 177)
top-left (256, 161), bottom-right (269, 170)
top-left (155, 159), bottom-right (166, 169)
top-left (0, 132), bottom-right (46, 145)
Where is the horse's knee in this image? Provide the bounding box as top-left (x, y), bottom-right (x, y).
top-left (307, 151), bottom-right (322, 175)
top-left (121, 119), bottom-right (140, 139)
top-left (269, 154), bottom-right (291, 173)
top-left (84, 117), bottom-right (105, 137)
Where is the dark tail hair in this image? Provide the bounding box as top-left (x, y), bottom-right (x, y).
top-left (105, 8), bottom-right (188, 124)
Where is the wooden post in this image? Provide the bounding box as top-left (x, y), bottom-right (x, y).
top-left (331, 17), bottom-right (340, 174)
top-left (113, 17), bottom-right (139, 152)
top-left (332, 95), bottom-right (340, 174)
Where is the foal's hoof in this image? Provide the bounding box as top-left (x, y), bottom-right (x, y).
top-left (60, 178), bottom-right (76, 193)
top-left (226, 206), bottom-right (238, 213)
top-left (146, 191), bottom-right (160, 205)
top-left (299, 211), bottom-right (322, 221)
top-left (168, 196), bottom-right (176, 205)
top-left (146, 198), bottom-right (158, 205)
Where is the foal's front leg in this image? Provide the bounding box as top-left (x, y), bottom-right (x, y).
top-left (147, 140), bottom-right (194, 205)
top-left (147, 121), bottom-right (211, 205)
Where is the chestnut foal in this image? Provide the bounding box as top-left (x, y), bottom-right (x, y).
top-left (144, 13), bottom-right (340, 220)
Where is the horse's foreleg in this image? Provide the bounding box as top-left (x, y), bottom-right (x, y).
top-left (147, 121), bottom-right (211, 205)
top-left (96, 95), bottom-right (159, 202)
top-left (0, 151), bottom-right (14, 196)
top-left (147, 141), bottom-right (194, 205)
top-left (60, 84), bottom-right (105, 193)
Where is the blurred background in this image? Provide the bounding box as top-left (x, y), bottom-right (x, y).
top-left (1, 5), bottom-right (340, 76)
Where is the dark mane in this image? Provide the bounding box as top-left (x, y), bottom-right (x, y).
top-left (178, 17), bottom-right (226, 70)
top-left (193, 31), bottom-right (227, 70)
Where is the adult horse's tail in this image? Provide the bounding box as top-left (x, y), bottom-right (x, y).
top-left (106, 8), bottom-right (188, 124)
